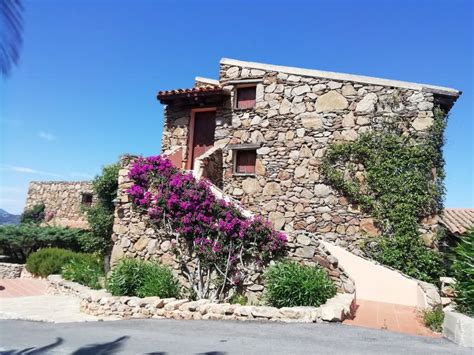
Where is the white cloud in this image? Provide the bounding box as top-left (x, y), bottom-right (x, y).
top-left (38, 131), bottom-right (56, 141)
top-left (2, 165), bottom-right (64, 178)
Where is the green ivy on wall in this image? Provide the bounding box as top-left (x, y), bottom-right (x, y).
top-left (322, 108), bottom-right (446, 283)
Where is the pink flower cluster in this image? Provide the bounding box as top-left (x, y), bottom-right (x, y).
top-left (126, 155), bottom-right (287, 278)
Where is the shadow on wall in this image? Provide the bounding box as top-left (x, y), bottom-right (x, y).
top-left (0, 336), bottom-right (227, 355)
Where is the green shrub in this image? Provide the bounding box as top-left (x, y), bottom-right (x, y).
top-left (20, 203), bottom-right (45, 224)
top-left (62, 254), bottom-right (104, 289)
top-left (83, 163), bottom-right (119, 254)
top-left (229, 293), bottom-right (248, 305)
top-left (26, 248), bottom-right (79, 277)
top-left (107, 259), bottom-right (180, 298)
top-left (452, 229), bottom-right (474, 316)
top-left (422, 307), bottom-right (444, 332)
top-left (264, 261), bottom-right (336, 308)
top-left (0, 224), bottom-right (89, 262)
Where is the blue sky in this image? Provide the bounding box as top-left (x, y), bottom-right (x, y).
top-left (1, 0), bottom-right (473, 214)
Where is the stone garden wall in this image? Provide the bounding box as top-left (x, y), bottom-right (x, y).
top-left (47, 275), bottom-right (355, 323)
top-left (25, 181), bottom-right (93, 229)
top-left (110, 157), bottom-right (355, 302)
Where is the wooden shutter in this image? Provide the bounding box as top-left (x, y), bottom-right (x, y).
top-left (236, 87), bottom-right (256, 109)
top-left (236, 150), bottom-right (256, 174)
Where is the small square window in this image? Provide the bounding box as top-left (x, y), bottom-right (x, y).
top-left (236, 86), bottom-right (256, 109)
top-left (81, 193), bottom-right (93, 206)
top-left (234, 149), bottom-right (257, 175)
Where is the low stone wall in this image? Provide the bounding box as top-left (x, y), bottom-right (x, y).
top-left (25, 181), bottom-right (93, 229)
top-left (47, 275), bottom-right (355, 323)
top-left (0, 262), bottom-right (24, 279)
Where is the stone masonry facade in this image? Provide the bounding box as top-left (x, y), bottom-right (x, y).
top-left (25, 181), bottom-right (94, 229)
top-left (156, 58), bottom-right (459, 257)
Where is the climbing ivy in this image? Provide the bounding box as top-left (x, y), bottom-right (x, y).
top-left (322, 108), bottom-right (446, 283)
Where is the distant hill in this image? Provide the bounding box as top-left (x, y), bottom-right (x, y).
top-left (0, 209), bottom-right (21, 225)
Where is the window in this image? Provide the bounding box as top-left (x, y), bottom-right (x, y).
top-left (81, 193), bottom-right (93, 206)
top-left (234, 149), bottom-right (257, 174)
top-left (236, 86), bottom-right (256, 109)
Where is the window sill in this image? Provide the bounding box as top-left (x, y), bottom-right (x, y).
top-left (233, 173), bottom-right (256, 177)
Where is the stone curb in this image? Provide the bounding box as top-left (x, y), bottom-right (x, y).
top-left (47, 275), bottom-right (355, 323)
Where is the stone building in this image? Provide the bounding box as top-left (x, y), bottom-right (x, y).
top-left (109, 58), bottom-right (460, 299)
top-left (155, 58), bottom-right (460, 253)
top-left (25, 181), bottom-right (93, 229)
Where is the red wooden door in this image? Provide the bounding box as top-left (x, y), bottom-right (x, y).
top-left (190, 111), bottom-right (216, 168)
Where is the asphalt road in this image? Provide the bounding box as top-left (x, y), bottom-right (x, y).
top-left (0, 319), bottom-right (469, 355)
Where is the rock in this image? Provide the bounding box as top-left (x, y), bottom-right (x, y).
top-left (164, 299), bottom-right (189, 311)
top-left (257, 146), bottom-right (270, 155)
top-left (356, 93), bottom-right (378, 113)
top-left (315, 91), bottom-right (348, 112)
top-left (341, 129), bottom-right (358, 141)
top-left (294, 166), bottom-right (307, 179)
top-left (296, 128), bottom-right (305, 137)
top-left (251, 306), bottom-right (280, 319)
top-left (291, 102), bottom-right (306, 114)
top-left (233, 188), bottom-right (244, 196)
top-left (110, 245), bottom-right (125, 266)
top-left (242, 178), bottom-right (261, 194)
top-left (279, 98), bottom-right (291, 115)
top-left (247, 284), bottom-right (264, 292)
top-left (251, 69), bottom-right (265, 76)
top-left (226, 66), bottom-right (239, 78)
top-left (359, 218), bottom-right (380, 237)
top-left (327, 81), bottom-right (342, 89)
top-left (341, 84), bottom-right (357, 96)
top-left (320, 304), bottom-right (344, 322)
top-left (134, 236), bottom-right (149, 252)
top-left (255, 159), bottom-right (266, 176)
top-left (442, 311), bottom-right (474, 347)
top-left (250, 115), bottom-right (262, 125)
top-left (250, 131), bottom-right (265, 143)
top-left (422, 233), bottom-right (435, 247)
top-left (314, 184), bottom-right (331, 197)
top-left (418, 101), bottom-right (434, 111)
top-left (161, 240), bottom-right (171, 252)
top-left (342, 112), bottom-right (355, 127)
top-left (268, 211), bottom-right (285, 230)
top-left (295, 246), bottom-right (315, 258)
top-left (296, 235), bottom-right (311, 245)
top-left (356, 116), bottom-right (370, 125)
top-left (292, 84), bottom-right (311, 96)
top-left (263, 182), bottom-right (282, 196)
top-left (299, 113), bottom-right (323, 130)
top-left (412, 114), bottom-right (433, 131)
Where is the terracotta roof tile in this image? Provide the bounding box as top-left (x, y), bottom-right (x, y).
top-left (440, 208), bottom-right (474, 235)
top-left (157, 85), bottom-right (223, 100)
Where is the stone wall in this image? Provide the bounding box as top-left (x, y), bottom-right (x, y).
top-left (25, 181), bottom-right (93, 229)
top-left (48, 275), bottom-right (356, 323)
top-left (110, 157), bottom-right (355, 302)
top-left (0, 262), bottom-right (24, 278)
top-left (214, 62), bottom-right (444, 254)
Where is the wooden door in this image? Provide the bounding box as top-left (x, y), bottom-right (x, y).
top-left (190, 110), bottom-right (216, 168)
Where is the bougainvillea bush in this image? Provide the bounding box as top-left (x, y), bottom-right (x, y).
top-left (126, 155), bottom-right (287, 300)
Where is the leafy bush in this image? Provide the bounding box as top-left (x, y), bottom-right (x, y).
top-left (20, 203), bottom-right (45, 224)
top-left (126, 155), bottom-right (286, 300)
top-left (26, 248), bottom-right (80, 277)
top-left (83, 163), bottom-right (119, 254)
top-left (229, 293), bottom-right (248, 305)
top-left (452, 229), bottom-right (474, 316)
top-left (422, 307), bottom-right (444, 332)
top-left (61, 254), bottom-right (104, 289)
top-left (0, 224), bottom-right (89, 262)
top-left (264, 261), bottom-right (336, 308)
top-left (107, 259), bottom-right (180, 298)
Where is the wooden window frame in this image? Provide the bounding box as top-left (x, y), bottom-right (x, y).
top-left (232, 148), bottom-right (257, 176)
top-left (81, 193), bottom-right (93, 206)
top-left (234, 85), bottom-right (257, 110)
